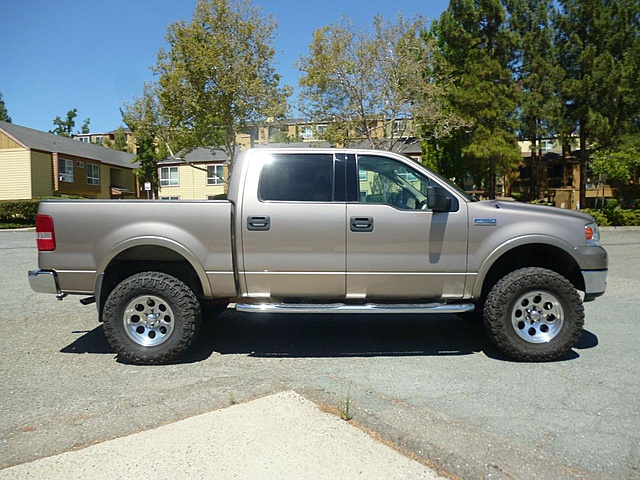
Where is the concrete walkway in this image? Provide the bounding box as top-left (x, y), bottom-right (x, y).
top-left (0, 391), bottom-right (449, 480)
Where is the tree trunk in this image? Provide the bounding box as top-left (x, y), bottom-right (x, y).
top-left (579, 121), bottom-right (587, 209)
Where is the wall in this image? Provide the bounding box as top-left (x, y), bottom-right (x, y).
top-left (30, 150), bottom-right (54, 197)
top-left (0, 148), bottom-right (32, 200)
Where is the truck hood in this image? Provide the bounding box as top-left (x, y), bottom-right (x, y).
top-left (476, 200), bottom-right (595, 223)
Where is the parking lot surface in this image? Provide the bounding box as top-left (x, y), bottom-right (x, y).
top-left (0, 228), bottom-right (638, 479)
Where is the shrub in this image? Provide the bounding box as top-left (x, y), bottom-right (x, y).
top-left (583, 207), bottom-right (640, 226)
top-left (0, 199), bottom-right (40, 222)
top-left (583, 209), bottom-right (611, 226)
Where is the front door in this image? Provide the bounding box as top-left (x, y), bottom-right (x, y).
top-left (346, 154), bottom-right (468, 300)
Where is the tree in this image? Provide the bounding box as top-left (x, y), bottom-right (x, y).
top-left (153, 0), bottom-right (290, 174)
top-left (0, 91), bottom-right (11, 123)
top-left (103, 126), bottom-right (129, 152)
top-left (50, 109), bottom-right (78, 137)
top-left (80, 118), bottom-right (91, 134)
top-left (554, 0), bottom-right (640, 208)
top-left (508, 0), bottom-right (561, 199)
top-left (122, 82), bottom-right (166, 198)
top-left (432, 0), bottom-right (522, 198)
top-left (297, 13), bottom-right (466, 152)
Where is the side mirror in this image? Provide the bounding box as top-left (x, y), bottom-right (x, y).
top-left (427, 185), bottom-right (452, 212)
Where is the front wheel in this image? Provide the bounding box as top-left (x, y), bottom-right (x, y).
top-left (484, 267), bottom-right (584, 362)
top-left (103, 272), bottom-right (202, 365)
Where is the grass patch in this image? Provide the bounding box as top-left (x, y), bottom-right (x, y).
top-left (0, 219), bottom-right (35, 229)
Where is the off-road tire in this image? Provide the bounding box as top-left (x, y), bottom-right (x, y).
top-left (484, 267), bottom-right (584, 362)
top-left (103, 271), bottom-right (201, 365)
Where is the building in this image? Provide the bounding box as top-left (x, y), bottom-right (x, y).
top-left (75, 127), bottom-right (135, 151)
top-left (157, 147), bottom-right (228, 200)
top-left (0, 121), bottom-right (138, 200)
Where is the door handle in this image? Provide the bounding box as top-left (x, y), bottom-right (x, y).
top-left (350, 216), bottom-right (374, 232)
top-left (247, 215), bottom-right (271, 231)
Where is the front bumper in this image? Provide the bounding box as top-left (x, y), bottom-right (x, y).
top-left (28, 269), bottom-right (62, 296)
top-left (582, 269), bottom-right (608, 302)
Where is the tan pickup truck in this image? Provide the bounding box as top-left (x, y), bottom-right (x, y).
top-left (29, 148), bottom-right (608, 364)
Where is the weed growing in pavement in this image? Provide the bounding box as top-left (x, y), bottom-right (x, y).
top-left (338, 381), bottom-right (354, 421)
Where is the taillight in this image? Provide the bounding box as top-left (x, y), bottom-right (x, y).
top-left (35, 214), bottom-right (56, 251)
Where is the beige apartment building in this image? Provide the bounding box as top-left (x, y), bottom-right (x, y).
top-left (0, 121), bottom-right (138, 200)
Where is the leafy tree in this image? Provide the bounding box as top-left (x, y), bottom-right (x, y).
top-left (432, 0), bottom-right (521, 198)
top-left (0, 91), bottom-right (11, 123)
top-left (80, 118), bottom-right (91, 134)
top-left (298, 13), bottom-right (466, 152)
top-left (122, 82), bottom-right (166, 197)
top-left (591, 134), bottom-right (640, 183)
top-left (103, 126), bottom-right (129, 152)
top-left (50, 109), bottom-right (78, 137)
top-left (153, 0), bottom-right (290, 174)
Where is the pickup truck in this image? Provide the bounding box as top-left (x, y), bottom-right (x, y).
top-left (29, 148), bottom-right (608, 364)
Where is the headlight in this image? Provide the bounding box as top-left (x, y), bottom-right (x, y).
top-left (585, 222), bottom-right (600, 246)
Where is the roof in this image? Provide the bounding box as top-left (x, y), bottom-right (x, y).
top-left (0, 121), bottom-right (137, 169)
top-left (157, 147), bottom-right (228, 166)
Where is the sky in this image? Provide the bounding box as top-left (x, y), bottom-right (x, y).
top-left (0, 0), bottom-right (450, 134)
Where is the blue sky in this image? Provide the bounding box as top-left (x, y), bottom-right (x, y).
top-left (1, 0), bottom-right (450, 134)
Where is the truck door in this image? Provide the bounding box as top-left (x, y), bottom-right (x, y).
top-left (240, 151), bottom-right (347, 298)
top-left (345, 153), bottom-right (468, 300)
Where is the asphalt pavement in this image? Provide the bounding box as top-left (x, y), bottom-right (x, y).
top-left (0, 227), bottom-right (638, 480)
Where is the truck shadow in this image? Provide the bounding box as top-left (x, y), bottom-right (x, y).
top-left (61, 308), bottom-right (599, 364)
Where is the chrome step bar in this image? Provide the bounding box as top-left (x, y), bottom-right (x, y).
top-left (235, 302), bottom-right (475, 314)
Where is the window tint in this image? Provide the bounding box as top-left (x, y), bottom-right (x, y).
top-left (357, 155), bottom-right (430, 210)
top-left (259, 154), bottom-right (334, 202)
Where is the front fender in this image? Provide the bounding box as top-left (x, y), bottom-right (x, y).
top-left (472, 234), bottom-right (581, 299)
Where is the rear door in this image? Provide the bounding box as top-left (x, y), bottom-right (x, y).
top-left (239, 151), bottom-right (347, 298)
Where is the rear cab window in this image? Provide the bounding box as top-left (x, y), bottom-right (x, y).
top-left (258, 153), bottom-right (335, 202)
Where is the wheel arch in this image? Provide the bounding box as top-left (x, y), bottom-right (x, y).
top-left (95, 238), bottom-right (211, 319)
top-left (474, 239), bottom-right (584, 300)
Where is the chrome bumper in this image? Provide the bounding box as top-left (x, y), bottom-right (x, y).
top-left (28, 270), bottom-right (62, 296)
top-left (583, 269), bottom-right (607, 301)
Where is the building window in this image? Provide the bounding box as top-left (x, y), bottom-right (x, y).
top-left (87, 164), bottom-right (100, 185)
top-left (206, 165), bottom-right (224, 185)
top-left (541, 140), bottom-right (553, 152)
top-left (78, 137), bottom-right (89, 143)
top-left (93, 136), bottom-right (103, 145)
top-left (300, 126), bottom-right (313, 139)
top-left (58, 158), bottom-right (73, 183)
top-left (160, 166), bottom-right (179, 187)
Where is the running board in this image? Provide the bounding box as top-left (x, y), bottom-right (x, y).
top-left (235, 302), bottom-right (474, 314)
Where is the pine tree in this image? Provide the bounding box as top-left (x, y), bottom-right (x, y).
top-left (432, 0), bottom-right (521, 198)
top-left (0, 91), bottom-right (11, 123)
top-left (508, 0), bottom-right (561, 199)
top-left (553, 0), bottom-right (640, 207)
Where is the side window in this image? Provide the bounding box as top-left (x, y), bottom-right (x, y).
top-left (259, 154), bottom-right (334, 202)
top-left (357, 155), bottom-right (430, 210)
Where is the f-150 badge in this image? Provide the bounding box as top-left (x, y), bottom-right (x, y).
top-left (474, 218), bottom-right (497, 226)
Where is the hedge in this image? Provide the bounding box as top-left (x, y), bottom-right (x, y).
top-left (0, 199), bottom-right (40, 222)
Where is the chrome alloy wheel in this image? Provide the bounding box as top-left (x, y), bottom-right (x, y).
top-left (511, 291), bottom-right (564, 344)
top-left (123, 295), bottom-right (174, 347)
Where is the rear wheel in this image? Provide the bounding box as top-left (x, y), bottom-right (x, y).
top-left (103, 271), bottom-right (201, 364)
top-left (484, 267), bottom-right (584, 361)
